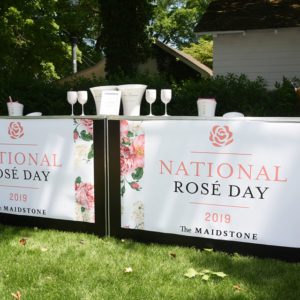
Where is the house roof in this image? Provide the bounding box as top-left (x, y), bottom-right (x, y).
top-left (155, 40), bottom-right (213, 77)
top-left (195, 0), bottom-right (300, 33)
top-left (59, 41), bottom-right (213, 83)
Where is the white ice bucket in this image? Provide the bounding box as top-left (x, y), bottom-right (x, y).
top-left (7, 102), bottom-right (24, 116)
top-left (197, 98), bottom-right (216, 117)
top-left (118, 84), bottom-right (147, 116)
top-left (90, 85), bottom-right (118, 115)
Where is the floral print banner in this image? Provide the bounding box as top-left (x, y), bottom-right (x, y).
top-left (120, 119), bottom-right (300, 248)
top-left (73, 119), bottom-right (95, 223)
top-left (0, 118), bottom-right (95, 223)
top-left (120, 120), bottom-right (145, 229)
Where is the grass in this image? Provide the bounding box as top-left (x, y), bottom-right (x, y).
top-left (0, 224), bottom-right (299, 300)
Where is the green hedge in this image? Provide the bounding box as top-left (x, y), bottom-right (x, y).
top-left (0, 74), bottom-right (299, 117)
top-left (168, 75), bottom-right (300, 117)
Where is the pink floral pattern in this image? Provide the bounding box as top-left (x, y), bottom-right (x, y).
top-left (73, 119), bottom-right (95, 223)
top-left (75, 176), bottom-right (95, 222)
top-left (209, 125), bottom-right (233, 147)
top-left (73, 119), bottom-right (94, 161)
top-left (79, 119), bottom-right (93, 136)
top-left (75, 182), bottom-right (94, 209)
top-left (8, 122), bottom-right (24, 139)
top-left (120, 120), bottom-right (144, 196)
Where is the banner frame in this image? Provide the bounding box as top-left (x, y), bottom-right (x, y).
top-left (108, 118), bottom-right (300, 261)
top-left (0, 117), bottom-right (106, 236)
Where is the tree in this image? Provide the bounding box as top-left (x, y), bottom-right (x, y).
top-left (0, 0), bottom-right (102, 84)
top-left (98, 0), bottom-right (153, 78)
top-left (150, 0), bottom-right (212, 48)
top-left (0, 0), bottom-right (212, 85)
top-left (0, 1), bottom-right (71, 82)
top-left (55, 0), bottom-right (102, 70)
top-left (181, 37), bottom-right (213, 68)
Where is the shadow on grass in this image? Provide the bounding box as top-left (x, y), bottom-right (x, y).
top-left (188, 249), bottom-right (300, 299)
top-left (0, 223), bottom-right (40, 244)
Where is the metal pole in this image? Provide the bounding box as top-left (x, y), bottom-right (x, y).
top-left (71, 36), bottom-right (78, 74)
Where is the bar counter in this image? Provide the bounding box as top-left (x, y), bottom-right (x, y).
top-left (1, 115), bottom-right (300, 260)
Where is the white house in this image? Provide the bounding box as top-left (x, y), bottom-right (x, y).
top-left (195, 0), bottom-right (300, 88)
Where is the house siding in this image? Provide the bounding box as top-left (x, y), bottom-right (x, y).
top-left (213, 27), bottom-right (300, 88)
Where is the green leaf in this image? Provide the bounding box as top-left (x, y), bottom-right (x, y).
top-left (121, 185), bottom-right (125, 197)
top-left (132, 167), bottom-right (143, 180)
top-left (202, 274), bottom-right (210, 281)
top-left (122, 141), bottom-right (131, 146)
top-left (80, 130), bottom-right (93, 141)
top-left (127, 131), bottom-right (134, 138)
top-left (213, 272), bottom-right (227, 278)
top-left (88, 145), bottom-right (94, 160)
top-left (75, 176), bottom-right (81, 184)
top-left (184, 268), bottom-right (198, 278)
top-left (81, 207), bottom-right (85, 213)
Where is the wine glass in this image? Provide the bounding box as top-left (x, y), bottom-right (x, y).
top-left (77, 90), bottom-right (88, 116)
top-left (67, 91), bottom-right (78, 116)
top-left (160, 89), bottom-right (172, 116)
top-left (145, 89), bottom-right (156, 116)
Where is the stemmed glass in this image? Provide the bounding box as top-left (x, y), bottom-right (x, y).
top-left (77, 91), bottom-right (88, 116)
top-left (160, 89), bottom-right (172, 116)
top-left (67, 91), bottom-right (78, 116)
top-left (145, 89), bottom-right (156, 116)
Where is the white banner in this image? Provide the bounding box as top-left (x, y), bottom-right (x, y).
top-left (120, 120), bottom-right (300, 248)
top-left (0, 119), bottom-right (95, 223)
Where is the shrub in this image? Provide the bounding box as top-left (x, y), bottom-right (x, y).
top-left (167, 74), bottom-right (299, 117)
top-left (0, 74), bottom-right (299, 117)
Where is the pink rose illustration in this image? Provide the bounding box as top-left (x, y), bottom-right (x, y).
top-left (75, 182), bottom-right (95, 209)
top-left (120, 144), bottom-right (136, 175)
top-left (120, 155), bottom-right (135, 176)
top-left (8, 122), bottom-right (24, 139)
top-left (120, 120), bottom-right (129, 137)
top-left (120, 121), bottom-right (144, 196)
top-left (133, 134), bottom-right (144, 156)
top-left (130, 182), bottom-right (141, 191)
top-left (73, 130), bottom-right (79, 141)
top-left (209, 125), bottom-right (233, 147)
top-left (79, 119), bottom-right (93, 136)
top-left (120, 135), bottom-right (145, 176)
top-left (132, 134), bottom-right (144, 169)
top-left (73, 119), bottom-right (94, 161)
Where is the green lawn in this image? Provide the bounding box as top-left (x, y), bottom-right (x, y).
top-left (0, 224), bottom-right (299, 300)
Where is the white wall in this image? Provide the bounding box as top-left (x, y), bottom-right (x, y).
top-left (213, 27), bottom-right (300, 88)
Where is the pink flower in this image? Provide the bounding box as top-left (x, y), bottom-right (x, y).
top-left (132, 134), bottom-right (144, 169)
top-left (133, 134), bottom-right (144, 156)
top-left (74, 131), bottom-right (79, 141)
top-left (209, 125), bottom-right (233, 147)
top-left (8, 122), bottom-right (24, 139)
top-left (120, 122), bottom-right (145, 181)
top-left (80, 119), bottom-right (93, 136)
top-left (120, 154), bottom-right (135, 176)
top-left (130, 182), bottom-right (140, 190)
top-left (120, 120), bottom-right (129, 137)
top-left (120, 144), bottom-right (132, 158)
top-left (75, 182), bottom-right (94, 209)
